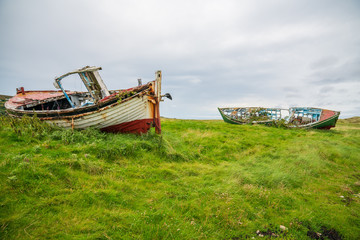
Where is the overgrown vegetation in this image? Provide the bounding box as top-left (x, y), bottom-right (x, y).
top-left (0, 95), bottom-right (11, 115)
top-left (117, 90), bottom-right (136, 103)
top-left (0, 115), bottom-right (359, 239)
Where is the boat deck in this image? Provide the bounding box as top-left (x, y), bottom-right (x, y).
top-left (5, 90), bottom-right (76, 110)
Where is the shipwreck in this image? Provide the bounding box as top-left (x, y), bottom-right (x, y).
top-left (218, 107), bottom-right (340, 129)
top-left (5, 66), bottom-right (172, 134)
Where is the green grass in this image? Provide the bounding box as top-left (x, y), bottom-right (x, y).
top-left (0, 95), bottom-right (11, 115)
top-left (0, 116), bottom-right (359, 239)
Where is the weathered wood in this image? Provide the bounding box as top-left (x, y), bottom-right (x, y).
top-left (5, 68), bottom-right (167, 134)
top-left (55, 66), bottom-right (102, 81)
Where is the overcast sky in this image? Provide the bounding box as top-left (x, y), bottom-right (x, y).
top-left (1, 0), bottom-right (359, 119)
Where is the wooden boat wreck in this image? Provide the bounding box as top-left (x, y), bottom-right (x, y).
top-left (5, 66), bottom-right (172, 134)
top-left (218, 107), bottom-right (340, 129)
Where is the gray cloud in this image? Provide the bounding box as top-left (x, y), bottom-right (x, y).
top-left (310, 56), bottom-right (339, 70)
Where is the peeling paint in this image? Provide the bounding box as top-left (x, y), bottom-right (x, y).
top-left (5, 67), bottom-right (171, 134)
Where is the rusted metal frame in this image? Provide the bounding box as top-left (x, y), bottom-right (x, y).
top-left (153, 98), bottom-right (161, 134)
top-left (153, 72), bottom-right (162, 133)
top-left (71, 117), bottom-right (74, 130)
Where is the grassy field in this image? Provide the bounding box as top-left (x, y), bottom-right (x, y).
top-left (0, 95), bottom-right (11, 115)
top-left (0, 115), bottom-right (359, 239)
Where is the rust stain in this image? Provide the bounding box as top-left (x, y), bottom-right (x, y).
top-left (101, 112), bottom-right (108, 120)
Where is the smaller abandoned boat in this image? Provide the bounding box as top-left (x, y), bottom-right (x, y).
top-left (5, 66), bottom-right (172, 134)
top-left (218, 107), bottom-right (340, 129)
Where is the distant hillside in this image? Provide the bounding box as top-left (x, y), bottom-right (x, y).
top-left (338, 116), bottom-right (360, 124)
top-left (0, 95), bottom-right (11, 115)
top-left (0, 94), bottom-right (11, 100)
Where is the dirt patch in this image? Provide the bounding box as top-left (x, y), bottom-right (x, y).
top-left (256, 229), bottom-right (281, 237)
top-left (307, 226), bottom-right (342, 240)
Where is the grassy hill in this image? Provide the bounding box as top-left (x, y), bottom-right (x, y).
top-left (0, 116), bottom-right (359, 239)
top-left (0, 95), bottom-right (11, 115)
top-left (0, 94), bottom-right (12, 100)
top-left (339, 117), bottom-right (360, 125)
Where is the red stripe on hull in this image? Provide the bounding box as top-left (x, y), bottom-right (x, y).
top-left (100, 118), bottom-right (158, 134)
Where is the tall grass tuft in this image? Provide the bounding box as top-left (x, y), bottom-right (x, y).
top-left (1, 115), bottom-right (54, 139)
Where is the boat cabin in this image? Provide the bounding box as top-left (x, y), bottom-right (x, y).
top-left (53, 66), bottom-right (110, 109)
